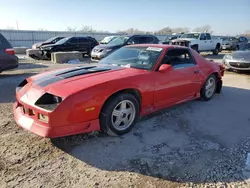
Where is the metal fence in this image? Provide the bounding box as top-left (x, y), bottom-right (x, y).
top-left (0, 29), bottom-right (169, 47)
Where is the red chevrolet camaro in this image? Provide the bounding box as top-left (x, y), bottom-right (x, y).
top-left (14, 44), bottom-right (224, 138)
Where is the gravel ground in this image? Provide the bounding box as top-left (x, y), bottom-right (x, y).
top-left (0, 53), bottom-right (250, 188)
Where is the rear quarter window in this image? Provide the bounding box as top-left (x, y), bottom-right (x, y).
top-left (0, 34), bottom-right (12, 49)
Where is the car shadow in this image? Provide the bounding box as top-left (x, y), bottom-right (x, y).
top-left (0, 73), bottom-right (36, 103)
top-left (51, 86), bottom-right (250, 184)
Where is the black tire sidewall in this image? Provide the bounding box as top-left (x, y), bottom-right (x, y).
top-left (100, 93), bottom-right (140, 135)
top-left (213, 46), bottom-right (219, 55)
top-left (200, 74), bottom-right (217, 101)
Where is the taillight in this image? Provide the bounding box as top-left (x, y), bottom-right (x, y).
top-left (5, 48), bottom-right (15, 55)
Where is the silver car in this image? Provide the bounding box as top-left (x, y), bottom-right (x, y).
top-left (223, 43), bottom-right (250, 71)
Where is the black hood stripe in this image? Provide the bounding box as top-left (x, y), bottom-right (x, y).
top-left (34, 65), bottom-right (122, 87)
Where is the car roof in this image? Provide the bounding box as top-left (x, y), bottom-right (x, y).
top-left (121, 34), bottom-right (157, 38)
top-left (126, 44), bottom-right (189, 50)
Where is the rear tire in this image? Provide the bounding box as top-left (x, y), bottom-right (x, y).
top-left (213, 45), bottom-right (220, 55)
top-left (100, 93), bottom-right (140, 136)
top-left (200, 74), bottom-right (217, 101)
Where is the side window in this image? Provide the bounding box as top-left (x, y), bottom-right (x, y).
top-left (79, 38), bottom-right (88, 43)
top-left (145, 37), bottom-right (155, 43)
top-left (68, 38), bottom-right (79, 44)
top-left (164, 49), bottom-right (195, 69)
top-left (206, 33), bottom-right (211, 40)
top-left (200, 33), bottom-right (206, 40)
top-left (129, 37), bottom-right (140, 44)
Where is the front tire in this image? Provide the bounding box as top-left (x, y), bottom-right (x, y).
top-left (100, 93), bottom-right (140, 136)
top-left (213, 46), bottom-right (220, 55)
top-left (200, 74), bottom-right (217, 101)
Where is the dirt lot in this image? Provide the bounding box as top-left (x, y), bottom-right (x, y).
top-left (1, 53), bottom-right (250, 188)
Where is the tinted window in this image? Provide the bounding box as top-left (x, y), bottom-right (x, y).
top-left (206, 33), bottom-right (211, 40)
top-left (165, 49), bottom-right (195, 68)
top-left (146, 37), bottom-right (155, 43)
top-left (79, 38), bottom-right (88, 43)
top-left (200, 33), bottom-right (206, 40)
top-left (129, 37), bottom-right (141, 44)
top-left (68, 38), bottom-right (79, 44)
top-left (0, 34), bottom-right (12, 49)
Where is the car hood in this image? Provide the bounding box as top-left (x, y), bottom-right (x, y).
top-left (21, 64), bottom-right (147, 100)
top-left (222, 40), bottom-right (236, 45)
top-left (232, 51), bottom-right (250, 61)
top-left (32, 42), bottom-right (43, 49)
top-left (93, 44), bottom-right (123, 50)
top-left (171, 38), bottom-right (196, 42)
top-left (40, 43), bottom-right (59, 48)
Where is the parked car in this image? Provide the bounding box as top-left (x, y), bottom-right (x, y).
top-left (14, 44), bottom-right (224, 138)
top-left (32, 36), bottom-right (65, 49)
top-left (91, 35), bottom-right (159, 61)
top-left (162, 34), bottom-right (182, 44)
top-left (100, 36), bottom-right (117, 44)
top-left (171, 32), bottom-right (222, 55)
top-left (0, 33), bottom-right (18, 73)
top-left (223, 42), bottom-right (250, 71)
top-left (40, 36), bottom-right (99, 58)
top-left (221, 36), bottom-right (248, 51)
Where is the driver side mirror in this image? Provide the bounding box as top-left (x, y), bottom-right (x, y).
top-left (158, 64), bottom-right (173, 73)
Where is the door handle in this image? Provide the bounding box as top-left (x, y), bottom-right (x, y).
top-left (194, 70), bottom-right (200, 74)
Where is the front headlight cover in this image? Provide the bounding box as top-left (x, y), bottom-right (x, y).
top-left (105, 48), bottom-right (113, 52)
top-left (35, 93), bottom-right (63, 111)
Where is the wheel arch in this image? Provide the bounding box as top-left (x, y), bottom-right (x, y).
top-left (208, 72), bottom-right (222, 93)
top-left (216, 43), bottom-right (221, 48)
top-left (99, 88), bottom-right (142, 117)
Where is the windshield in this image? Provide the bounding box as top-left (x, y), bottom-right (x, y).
top-left (55, 37), bottom-right (69, 44)
top-left (99, 46), bottom-right (163, 70)
top-left (44, 37), bottom-right (57, 43)
top-left (180, 33), bottom-right (200, 39)
top-left (223, 37), bottom-right (238, 41)
top-left (100, 36), bottom-right (117, 44)
top-left (107, 36), bottom-right (129, 46)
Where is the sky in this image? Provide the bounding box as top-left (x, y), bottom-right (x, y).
top-left (0, 0), bottom-right (249, 35)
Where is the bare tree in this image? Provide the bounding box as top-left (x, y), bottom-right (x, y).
top-left (154, 27), bottom-right (172, 35)
top-left (193, 25), bottom-right (213, 33)
top-left (80, 25), bottom-right (94, 33)
top-left (66, 27), bottom-right (77, 32)
top-left (171, 27), bottom-right (189, 33)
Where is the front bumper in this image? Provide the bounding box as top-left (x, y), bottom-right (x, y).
top-left (223, 59), bottom-right (250, 70)
top-left (91, 50), bottom-right (110, 61)
top-left (13, 101), bottom-right (100, 138)
top-left (222, 44), bottom-right (233, 50)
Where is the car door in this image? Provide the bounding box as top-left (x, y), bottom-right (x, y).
top-left (153, 48), bottom-right (202, 108)
top-left (78, 37), bottom-right (91, 52)
top-left (198, 33), bottom-right (207, 51)
top-left (66, 37), bottom-right (79, 51)
top-left (205, 33), bottom-right (213, 50)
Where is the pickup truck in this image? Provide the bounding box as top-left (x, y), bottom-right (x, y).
top-left (171, 32), bottom-right (222, 55)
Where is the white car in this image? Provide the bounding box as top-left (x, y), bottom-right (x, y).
top-left (171, 32), bottom-right (222, 55)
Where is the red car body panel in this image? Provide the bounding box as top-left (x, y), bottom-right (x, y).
top-left (13, 44), bottom-right (223, 138)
